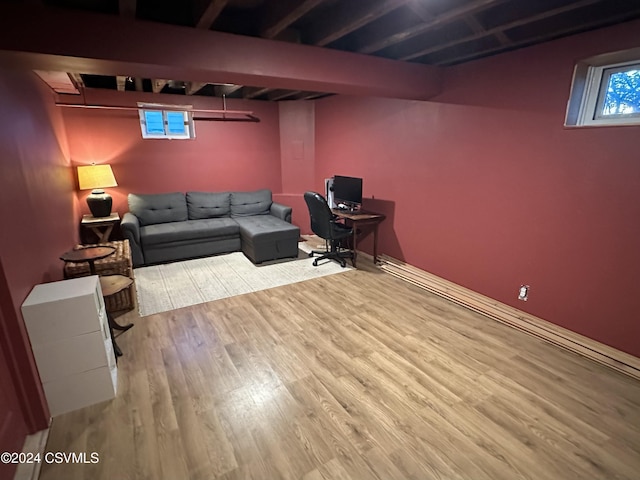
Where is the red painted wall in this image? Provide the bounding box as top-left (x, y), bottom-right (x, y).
top-left (278, 101), bottom-right (316, 234)
top-left (0, 67), bottom-right (77, 456)
top-left (61, 89), bottom-right (282, 215)
top-left (314, 21), bottom-right (640, 357)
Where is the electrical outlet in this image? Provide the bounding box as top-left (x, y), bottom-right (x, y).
top-left (518, 285), bottom-right (529, 301)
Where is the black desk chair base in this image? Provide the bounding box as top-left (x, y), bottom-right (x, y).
top-left (308, 241), bottom-right (353, 268)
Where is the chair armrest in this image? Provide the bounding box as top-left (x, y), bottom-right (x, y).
top-left (121, 212), bottom-right (144, 266)
top-left (270, 202), bottom-right (292, 223)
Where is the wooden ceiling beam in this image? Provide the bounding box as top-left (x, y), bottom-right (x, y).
top-left (193, 0), bottom-right (229, 29)
top-left (119, 0), bottom-right (136, 18)
top-left (401, 0), bottom-right (600, 61)
top-left (306, 0), bottom-right (409, 47)
top-left (357, 0), bottom-right (508, 54)
top-left (260, 0), bottom-right (326, 39)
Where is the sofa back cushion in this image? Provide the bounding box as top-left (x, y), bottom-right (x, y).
top-left (230, 189), bottom-right (272, 217)
top-left (186, 192), bottom-right (231, 219)
top-left (128, 192), bottom-right (188, 226)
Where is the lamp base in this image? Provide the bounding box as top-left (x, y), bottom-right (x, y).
top-left (86, 189), bottom-right (113, 217)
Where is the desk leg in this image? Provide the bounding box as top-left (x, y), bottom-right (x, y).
top-left (351, 228), bottom-right (358, 268)
top-left (373, 224), bottom-right (379, 264)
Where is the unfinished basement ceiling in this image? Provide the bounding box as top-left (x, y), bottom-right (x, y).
top-left (33, 0), bottom-right (640, 101)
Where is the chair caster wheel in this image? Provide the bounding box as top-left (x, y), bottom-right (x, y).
top-left (308, 252), bottom-right (314, 257)
top-left (313, 259), bottom-right (319, 266)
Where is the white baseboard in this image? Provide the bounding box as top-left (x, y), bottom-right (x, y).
top-left (13, 427), bottom-right (49, 480)
top-left (377, 254), bottom-right (640, 381)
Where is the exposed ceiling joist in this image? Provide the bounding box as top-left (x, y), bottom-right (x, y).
top-left (307, 0), bottom-right (409, 47)
top-left (438, 6), bottom-right (640, 65)
top-left (214, 84), bottom-right (242, 96)
top-left (268, 90), bottom-right (302, 101)
top-left (400, 0), bottom-right (601, 61)
top-left (357, 0), bottom-right (507, 54)
top-left (405, 0), bottom-right (434, 21)
top-left (186, 81), bottom-right (208, 95)
top-left (116, 76), bottom-right (127, 91)
top-left (298, 92), bottom-right (327, 100)
top-left (194, 0), bottom-right (229, 29)
top-left (152, 79), bottom-right (168, 93)
top-left (464, 14), bottom-right (510, 46)
top-left (67, 72), bottom-right (84, 90)
top-left (244, 87), bottom-right (272, 99)
top-left (260, 0), bottom-right (326, 39)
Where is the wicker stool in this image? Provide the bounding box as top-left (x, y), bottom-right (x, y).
top-left (100, 275), bottom-right (134, 359)
top-left (64, 240), bottom-right (135, 313)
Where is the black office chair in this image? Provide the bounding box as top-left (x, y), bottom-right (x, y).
top-left (303, 191), bottom-right (354, 268)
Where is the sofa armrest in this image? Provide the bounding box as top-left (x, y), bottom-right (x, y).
top-left (270, 202), bottom-right (292, 223)
top-left (121, 212), bottom-right (144, 266)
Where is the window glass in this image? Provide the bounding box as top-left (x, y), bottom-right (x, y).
top-left (144, 110), bottom-right (164, 134)
top-left (598, 66), bottom-right (640, 117)
top-left (166, 111), bottom-right (186, 134)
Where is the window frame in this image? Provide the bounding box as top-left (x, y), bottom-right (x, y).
top-left (566, 49), bottom-right (640, 128)
top-left (137, 103), bottom-right (196, 139)
top-left (593, 63), bottom-right (640, 121)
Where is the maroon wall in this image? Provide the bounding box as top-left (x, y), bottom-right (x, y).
top-left (61, 89), bottom-right (282, 215)
top-left (278, 101), bottom-right (316, 233)
top-left (0, 67), bottom-right (77, 453)
top-left (314, 21), bottom-right (640, 357)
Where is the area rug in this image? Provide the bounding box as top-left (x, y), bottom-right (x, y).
top-left (135, 245), bottom-right (349, 316)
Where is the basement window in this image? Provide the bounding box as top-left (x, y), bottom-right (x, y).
top-left (137, 103), bottom-right (195, 139)
top-left (566, 50), bottom-right (640, 127)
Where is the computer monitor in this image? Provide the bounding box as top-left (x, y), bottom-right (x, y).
top-left (332, 175), bottom-right (363, 210)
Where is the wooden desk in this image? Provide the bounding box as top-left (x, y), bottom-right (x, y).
top-left (332, 209), bottom-right (386, 267)
top-left (81, 213), bottom-right (120, 243)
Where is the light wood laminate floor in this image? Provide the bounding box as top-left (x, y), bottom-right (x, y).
top-left (40, 265), bottom-right (640, 479)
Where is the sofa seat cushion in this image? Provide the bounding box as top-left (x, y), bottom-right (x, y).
top-left (141, 218), bottom-right (240, 246)
top-left (187, 191), bottom-right (231, 219)
top-left (233, 216), bottom-right (299, 243)
top-left (129, 192), bottom-right (188, 226)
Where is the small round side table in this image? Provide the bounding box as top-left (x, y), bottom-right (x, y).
top-left (60, 246), bottom-right (116, 275)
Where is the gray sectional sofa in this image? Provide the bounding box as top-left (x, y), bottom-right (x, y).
top-left (121, 189), bottom-right (300, 267)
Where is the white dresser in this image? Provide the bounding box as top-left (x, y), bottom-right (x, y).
top-left (21, 276), bottom-right (117, 416)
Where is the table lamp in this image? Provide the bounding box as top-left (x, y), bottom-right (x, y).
top-left (77, 164), bottom-right (118, 217)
